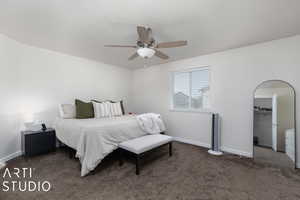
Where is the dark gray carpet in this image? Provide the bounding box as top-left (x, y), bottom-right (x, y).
top-left (1, 142), bottom-right (300, 200)
top-left (254, 146), bottom-right (295, 168)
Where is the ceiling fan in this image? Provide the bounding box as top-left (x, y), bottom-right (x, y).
top-left (104, 26), bottom-right (187, 60)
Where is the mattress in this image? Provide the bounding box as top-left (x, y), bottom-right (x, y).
top-left (53, 115), bottom-right (147, 176)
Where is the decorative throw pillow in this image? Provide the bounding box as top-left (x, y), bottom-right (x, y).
top-left (92, 101), bottom-right (111, 118)
top-left (110, 102), bottom-right (117, 116)
top-left (59, 104), bottom-right (76, 119)
top-left (111, 102), bottom-right (123, 116)
top-left (91, 99), bottom-right (125, 115)
top-left (103, 101), bottom-right (113, 117)
top-left (75, 99), bottom-right (94, 119)
top-left (115, 100), bottom-right (125, 115)
top-left (92, 101), bottom-right (101, 118)
top-left (121, 101), bottom-right (125, 115)
top-left (91, 100), bottom-right (102, 118)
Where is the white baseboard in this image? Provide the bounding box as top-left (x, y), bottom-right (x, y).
top-left (220, 146), bottom-right (252, 158)
top-left (173, 137), bottom-right (252, 158)
top-left (0, 151), bottom-right (22, 163)
top-left (173, 137), bottom-right (210, 148)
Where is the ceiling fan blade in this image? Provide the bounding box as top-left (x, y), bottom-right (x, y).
top-left (104, 45), bottom-right (137, 48)
top-left (147, 28), bottom-right (154, 43)
top-left (128, 52), bottom-right (139, 60)
top-left (155, 50), bottom-right (169, 60)
top-left (137, 26), bottom-right (150, 44)
top-left (156, 40), bottom-right (187, 48)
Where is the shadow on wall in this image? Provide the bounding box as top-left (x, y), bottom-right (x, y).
top-left (0, 114), bottom-right (22, 160)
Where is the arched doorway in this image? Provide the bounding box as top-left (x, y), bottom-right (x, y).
top-left (253, 80), bottom-right (297, 169)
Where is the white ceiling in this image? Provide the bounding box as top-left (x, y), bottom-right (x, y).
top-left (1, 0), bottom-right (300, 69)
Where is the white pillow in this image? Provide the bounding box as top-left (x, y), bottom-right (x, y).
top-left (93, 101), bottom-right (104, 118)
top-left (93, 101), bottom-right (123, 118)
top-left (110, 102), bottom-right (116, 116)
top-left (92, 102), bottom-right (101, 118)
top-left (116, 102), bottom-right (123, 115)
top-left (103, 101), bottom-right (112, 117)
top-left (111, 102), bottom-right (122, 116)
top-left (59, 104), bottom-right (76, 119)
top-left (93, 101), bottom-right (112, 118)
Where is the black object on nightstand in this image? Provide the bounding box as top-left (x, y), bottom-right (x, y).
top-left (21, 128), bottom-right (56, 158)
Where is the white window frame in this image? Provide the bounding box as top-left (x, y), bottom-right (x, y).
top-left (170, 66), bottom-right (212, 113)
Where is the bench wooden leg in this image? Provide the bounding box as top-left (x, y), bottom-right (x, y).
top-left (90, 170), bottom-right (96, 176)
top-left (119, 149), bottom-right (124, 166)
top-left (135, 154), bottom-right (140, 175)
top-left (169, 142), bottom-right (172, 157)
top-left (69, 148), bottom-right (74, 159)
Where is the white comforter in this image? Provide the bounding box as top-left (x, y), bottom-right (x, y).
top-left (54, 115), bottom-right (147, 176)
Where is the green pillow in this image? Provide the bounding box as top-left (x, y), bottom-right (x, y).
top-left (75, 99), bottom-right (94, 119)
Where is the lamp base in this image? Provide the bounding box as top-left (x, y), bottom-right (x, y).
top-left (208, 150), bottom-right (223, 156)
top-left (0, 162), bottom-right (6, 169)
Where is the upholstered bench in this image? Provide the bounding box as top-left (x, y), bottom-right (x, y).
top-left (118, 134), bottom-right (173, 175)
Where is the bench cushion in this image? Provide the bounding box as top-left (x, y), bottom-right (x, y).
top-left (119, 134), bottom-right (173, 154)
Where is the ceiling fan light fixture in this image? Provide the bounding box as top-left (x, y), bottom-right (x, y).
top-left (105, 26), bottom-right (187, 61)
top-left (137, 47), bottom-right (155, 58)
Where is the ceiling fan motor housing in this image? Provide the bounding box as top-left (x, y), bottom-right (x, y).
top-left (137, 40), bottom-right (155, 48)
top-left (137, 41), bottom-right (144, 47)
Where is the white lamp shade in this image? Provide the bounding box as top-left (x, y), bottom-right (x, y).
top-left (137, 48), bottom-right (155, 58)
top-left (0, 162), bottom-right (6, 169)
top-left (24, 112), bottom-right (34, 123)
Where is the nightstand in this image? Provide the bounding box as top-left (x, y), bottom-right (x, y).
top-left (21, 128), bottom-right (56, 158)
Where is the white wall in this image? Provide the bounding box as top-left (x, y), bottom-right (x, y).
top-left (0, 34), bottom-right (132, 162)
top-left (131, 35), bottom-right (300, 167)
top-left (0, 35), bottom-right (22, 163)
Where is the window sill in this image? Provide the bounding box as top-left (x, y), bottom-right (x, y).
top-left (169, 108), bottom-right (213, 114)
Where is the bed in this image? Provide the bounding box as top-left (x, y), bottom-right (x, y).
top-left (54, 115), bottom-right (147, 176)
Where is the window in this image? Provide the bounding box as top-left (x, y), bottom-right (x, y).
top-left (171, 67), bottom-right (210, 111)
